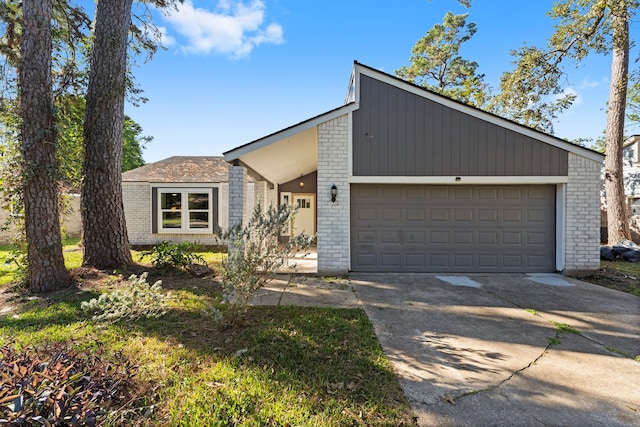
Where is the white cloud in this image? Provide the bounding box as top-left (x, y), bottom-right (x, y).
top-left (158, 26), bottom-right (176, 47)
top-left (554, 87), bottom-right (583, 106)
top-left (164, 0), bottom-right (284, 58)
top-left (578, 78), bottom-right (601, 90)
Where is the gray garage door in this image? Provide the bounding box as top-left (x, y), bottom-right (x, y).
top-left (351, 184), bottom-right (556, 272)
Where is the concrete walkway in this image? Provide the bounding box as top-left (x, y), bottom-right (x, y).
top-left (252, 273), bottom-right (640, 426)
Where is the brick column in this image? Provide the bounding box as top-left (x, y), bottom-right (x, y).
top-left (229, 165), bottom-right (247, 229)
top-left (317, 114), bottom-right (350, 275)
top-left (565, 153), bottom-right (602, 274)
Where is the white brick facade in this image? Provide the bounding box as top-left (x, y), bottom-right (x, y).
top-left (122, 182), bottom-right (228, 246)
top-left (565, 153), bottom-right (602, 273)
top-left (317, 114), bottom-right (350, 275)
top-left (229, 165), bottom-right (247, 228)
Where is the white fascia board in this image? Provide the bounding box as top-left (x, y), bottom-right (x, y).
top-left (224, 104), bottom-right (359, 162)
top-left (353, 64), bottom-right (605, 164)
top-left (556, 184), bottom-right (567, 272)
top-left (623, 135), bottom-right (640, 147)
top-left (348, 176), bottom-right (569, 185)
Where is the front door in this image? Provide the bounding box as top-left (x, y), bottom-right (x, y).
top-left (292, 194), bottom-right (316, 237)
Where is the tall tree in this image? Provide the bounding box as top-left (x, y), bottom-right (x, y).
top-left (82, 0), bottom-right (175, 269)
top-left (395, 11), bottom-right (488, 107)
top-left (19, 0), bottom-right (71, 291)
top-left (57, 94), bottom-right (148, 190)
top-left (81, 0), bottom-right (135, 268)
top-left (494, 0), bottom-right (637, 245)
top-left (603, 0), bottom-right (631, 244)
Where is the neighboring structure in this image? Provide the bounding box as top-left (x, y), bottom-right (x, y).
top-left (122, 156), bottom-right (264, 246)
top-left (224, 61), bottom-right (604, 275)
top-left (622, 135), bottom-right (640, 214)
top-left (599, 134), bottom-right (640, 243)
top-left (0, 194), bottom-right (81, 244)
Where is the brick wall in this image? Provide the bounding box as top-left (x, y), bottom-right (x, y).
top-left (122, 183), bottom-right (151, 245)
top-left (565, 153), bottom-right (602, 273)
top-left (229, 166), bottom-right (246, 229)
top-left (317, 114), bottom-right (350, 275)
top-left (122, 182), bottom-right (227, 246)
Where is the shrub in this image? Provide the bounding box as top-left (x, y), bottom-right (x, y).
top-left (217, 204), bottom-right (314, 324)
top-left (81, 272), bottom-right (171, 323)
top-left (141, 241), bottom-right (205, 271)
top-left (0, 341), bottom-right (136, 426)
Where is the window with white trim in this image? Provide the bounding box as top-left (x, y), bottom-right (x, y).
top-left (157, 188), bottom-right (214, 233)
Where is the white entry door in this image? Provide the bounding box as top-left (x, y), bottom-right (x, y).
top-left (292, 194), bottom-right (316, 237)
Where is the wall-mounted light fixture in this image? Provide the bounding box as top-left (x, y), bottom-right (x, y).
top-left (299, 181), bottom-right (304, 189)
top-left (331, 184), bottom-right (338, 203)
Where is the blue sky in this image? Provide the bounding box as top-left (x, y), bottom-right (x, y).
top-left (124, 0), bottom-right (640, 163)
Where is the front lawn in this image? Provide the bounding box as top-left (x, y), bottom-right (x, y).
top-left (0, 248), bottom-right (416, 426)
top-left (578, 260), bottom-right (640, 296)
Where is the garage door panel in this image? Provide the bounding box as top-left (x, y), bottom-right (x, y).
top-left (454, 209), bottom-right (473, 222)
top-left (478, 254), bottom-right (498, 268)
top-left (351, 184), bottom-right (555, 272)
top-left (406, 253), bottom-right (425, 266)
top-left (406, 209), bottom-right (425, 221)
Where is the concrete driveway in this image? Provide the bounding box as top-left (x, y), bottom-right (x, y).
top-left (351, 273), bottom-right (640, 427)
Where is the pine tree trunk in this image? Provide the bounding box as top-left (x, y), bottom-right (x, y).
top-left (604, 1), bottom-right (630, 245)
top-left (19, 0), bottom-right (72, 292)
top-left (81, 0), bottom-right (134, 268)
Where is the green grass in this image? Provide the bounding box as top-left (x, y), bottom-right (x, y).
top-left (551, 321), bottom-right (580, 334)
top-left (600, 260), bottom-right (640, 296)
top-left (0, 274), bottom-right (416, 426)
top-left (601, 260), bottom-right (640, 276)
top-left (0, 238), bottom-right (84, 286)
top-left (0, 239), bottom-right (221, 286)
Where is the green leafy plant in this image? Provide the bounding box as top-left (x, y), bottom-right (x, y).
top-left (217, 204), bottom-right (314, 324)
top-left (142, 241), bottom-right (206, 271)
top-left (551, 321), bottom-right (580, 335)
top-left (0, 341), bottom-right (136, 426)
top-left (81, 272), bottom-right (171, 323)
top-left (548, 337), bottom-right (561, 345)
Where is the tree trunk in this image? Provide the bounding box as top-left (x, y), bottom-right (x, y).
top-left (604, 0), bottom-right (630, 245)
top-left (19, 0), bottom-right (72, 292)
top-left (82, 0), bottom-right (134, 269)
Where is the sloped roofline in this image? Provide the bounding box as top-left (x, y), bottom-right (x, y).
top-left (623, 135), bottom-right (640, 147)
top-left (223, 103), bottom-right (357, 161)
top-left (352, 61), bottom-right (604, 163)
top-left (223, 61), bottom-right (604, 163)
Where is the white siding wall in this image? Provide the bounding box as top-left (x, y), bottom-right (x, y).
top-left (317, 114), bottom-right (350, 275)
top-left (565, 153), bottom-right (602, 273)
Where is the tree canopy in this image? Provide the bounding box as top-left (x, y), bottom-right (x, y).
top-left (395, 11), bottom-right (488, 108)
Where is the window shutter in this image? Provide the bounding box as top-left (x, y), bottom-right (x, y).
top-left (151, 187), bottom-right (158, 234)
top-left (213, 187), bottom-right (219, 234)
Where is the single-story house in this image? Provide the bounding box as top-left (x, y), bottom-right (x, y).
top-left (122, 156), bottom-right (262, 246)
top-left (223, 61), bottom-right (604, 275)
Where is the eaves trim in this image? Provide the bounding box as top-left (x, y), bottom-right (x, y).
top-left (223, 103), bottom-right (358, 161)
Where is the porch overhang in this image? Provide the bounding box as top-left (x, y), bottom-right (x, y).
top-left (223, 104), bottom-right (357, 184)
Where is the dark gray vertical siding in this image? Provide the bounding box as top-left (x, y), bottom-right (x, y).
top-left (151, 187), bottom-right (158, 233)
top-left (353, 75), bottom-right (569, 176)
top-left (212, 187), bottom-right (219, 233)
